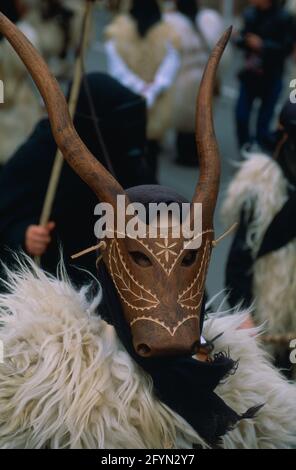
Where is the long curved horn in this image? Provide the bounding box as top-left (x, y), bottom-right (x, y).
top-left (193, 27), bottom-right (232, 224)
top-left (0, 12), bottom-right (128, 208)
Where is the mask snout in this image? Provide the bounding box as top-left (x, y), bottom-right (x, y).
top-left (132, 317), bottom-right (200, 358)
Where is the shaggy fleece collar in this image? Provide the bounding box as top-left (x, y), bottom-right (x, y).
top-left (97, 266), bottom-right (261, 447)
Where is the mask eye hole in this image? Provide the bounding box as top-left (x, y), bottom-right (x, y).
top-left (181, 250), bottom-right (198, 267)
top-left (129, 251), bottom-right (152, 268)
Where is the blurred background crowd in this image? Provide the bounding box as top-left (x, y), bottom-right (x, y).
top-left (0, 0), bottom-right (296, 375)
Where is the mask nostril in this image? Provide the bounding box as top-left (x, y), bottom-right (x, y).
top-left (136, 343), bottom-right (152, 357)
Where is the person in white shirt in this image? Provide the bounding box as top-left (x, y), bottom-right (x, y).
top-left (104, 0), bottom-right (181, 178)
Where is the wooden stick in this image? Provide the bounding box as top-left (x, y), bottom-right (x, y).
top-left (71, 241), bottom-right (107, 260)
top-left (35, 0), bottom-right (94, 265)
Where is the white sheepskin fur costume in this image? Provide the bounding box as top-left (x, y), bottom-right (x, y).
top-left (0, 257), bottom-right (295, 449)
top-left (221, 152), bottom-right (296, 339)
